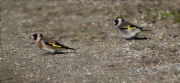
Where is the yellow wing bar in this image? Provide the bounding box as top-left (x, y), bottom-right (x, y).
top-left (49, 43), bottom-right (61, 48)
top-left (124, 25), bottom-right (136, 30)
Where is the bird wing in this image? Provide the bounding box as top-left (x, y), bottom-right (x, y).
top-left (119, 21), bottom-right (141, 30)
top-left (42, 37), bottom-right (76, 50)
top-left (41, 37), bottom-right (61, 48)
top-left (55, 42), bottom-right (76, 50)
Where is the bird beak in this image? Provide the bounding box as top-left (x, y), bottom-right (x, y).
top-left (113, 22), bottom-right (115, 25)
top-left (29, 36), bottom-right (35, 44)
top-left (29, 36), bottom-right (33, 39)
top-left (112, 22), bottom-right (116, 25)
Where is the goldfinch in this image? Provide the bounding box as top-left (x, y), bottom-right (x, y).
top-left (113, 17), bottom-right (144, 39)
top-left (30, 33), bottom-right (76, 54)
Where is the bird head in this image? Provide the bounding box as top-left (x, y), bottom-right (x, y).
top-left (113, 17), bottom-right (124, 26)
top-left (30, 33), bottom-right (43, 43)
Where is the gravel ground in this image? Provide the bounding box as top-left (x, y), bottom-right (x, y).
top-left (1, 1), bottom-right (180, 83)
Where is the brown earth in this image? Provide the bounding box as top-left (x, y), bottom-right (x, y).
top-left (1, 1), bottom-right (180, 83)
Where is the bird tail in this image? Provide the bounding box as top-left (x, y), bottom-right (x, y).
top-left (138, 27), bottom-right (150, 31)
top-left (61, 45), bottom-right (76, 50)
top-left (54, 42), bottom-right (76, 50)
top-left (143, 29), bottom-right (150, 31)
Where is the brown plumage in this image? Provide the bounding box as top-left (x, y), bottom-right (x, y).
top-left (30, 33), bottom-right (76, 54)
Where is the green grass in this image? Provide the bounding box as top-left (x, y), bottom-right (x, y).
top-left (146, 7), bottom-right (180, 23)
top-left (171, 11), bottom-right (180, 23)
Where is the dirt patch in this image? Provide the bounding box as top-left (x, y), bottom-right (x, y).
top-left (1, 1), bottom-right (180, 82)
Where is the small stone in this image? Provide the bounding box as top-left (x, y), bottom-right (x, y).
top-left (140, 23), bottom-right (148, 27)
top-left (170, 43), bottom-right (175, 48)
top-left (47, 77), bottom-right (50, 80)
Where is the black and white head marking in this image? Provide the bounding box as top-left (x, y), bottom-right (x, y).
top-left (114, 17), bottom-right (124, 26)
top-left (31, 33), bottom-right (43, 42)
